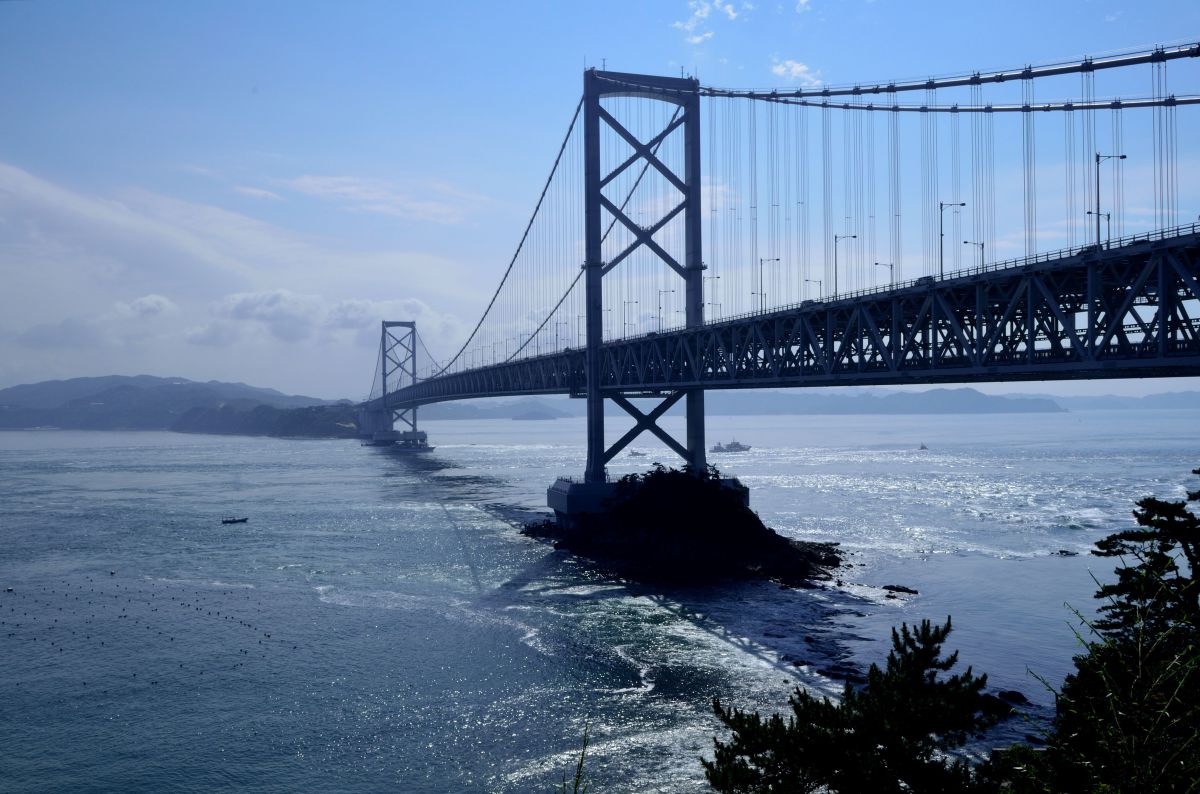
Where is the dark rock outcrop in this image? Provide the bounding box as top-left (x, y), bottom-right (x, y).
top-left (524, 465), bottom-right (841, 587)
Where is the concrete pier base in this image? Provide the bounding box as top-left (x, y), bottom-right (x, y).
top-left (361, 429), bottom-right (432, 449)
top-left (547, 476), bottom-right (750, 529)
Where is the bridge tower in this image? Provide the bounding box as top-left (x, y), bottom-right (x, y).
top-left (550, 69), bottom-right (734, 525)
top-left (582, 69), bottom-right (706, 481)
top-left (358, 321), bottom-right (431, 450)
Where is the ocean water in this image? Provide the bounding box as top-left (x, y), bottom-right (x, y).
top-left (1, 409), bottom-right (1196, 792)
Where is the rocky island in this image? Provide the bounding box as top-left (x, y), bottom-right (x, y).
top-left (525, 464), bottom-right (841, 587)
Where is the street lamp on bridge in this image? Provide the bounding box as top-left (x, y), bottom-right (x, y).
top-left (756, 257), bottom-right (779, 312)
top-left (939, 201), bottom-right (966, 279)
top-left (804, 278), bottom-right (822, 299)
top-left (623, 300), bottom-right (639, 337)
top-left (833, 236), bottom-right (855, 297)
top-left (874, 261), bottom-right (894, 286)
top-left (1095, 152), bottom-right (1126, 250)
top-left (657, 289), bottom-right (675, 331)
top-left (1087, 211), bottom-right (1112, 250)
top-left (963, 240), bottom-right (984, 269)
top-left (704, 274), bottom-right (721, 318)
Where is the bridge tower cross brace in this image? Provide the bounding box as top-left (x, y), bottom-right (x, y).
top-left (583, 69), bottom-right (706, 482)
top-left (381, 320), bottom-right (419, 435)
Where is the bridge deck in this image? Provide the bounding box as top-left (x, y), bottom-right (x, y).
top-left (364, 227), bottom-right (1200, 412)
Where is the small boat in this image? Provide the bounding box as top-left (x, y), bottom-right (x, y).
top-left (221, 517), bottom-right (249, 525)
top-left (710, 440), bottom-right (751, 453)
top-left (918, 443), bottom-right (928, 450)
top-left (629, 450), bottom-right (646, 457)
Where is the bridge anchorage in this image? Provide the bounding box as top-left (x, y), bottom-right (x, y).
top-left (360, 53), bottom-right (1200, 527)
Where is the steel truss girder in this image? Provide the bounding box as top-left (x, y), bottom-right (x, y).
top-left (364, 233), bottom-right (1200, 413)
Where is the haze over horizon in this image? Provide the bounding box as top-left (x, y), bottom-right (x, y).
top-left (2, 1), bottom-right (1198, 400)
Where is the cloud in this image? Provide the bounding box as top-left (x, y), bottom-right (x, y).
top-left (0, 161), bottom-right (506, 395)
top-left (323, 296), bottom-right (463, 351)
top-left (0, 162), bottom-right (259, 297)
top-left (281, 175), bottom-right (482, 224)
top-left (233, 185), bottom-right (283, 201)
top-left (192, 290), bottom-right (463, 354)
top-left (215, 289), bottom-right (323, 342)
top-left (673, 1), bottom-right (746, 44)
top-left (16, 317), bottom-right (107, 349)
top-left (795, 0), bottom-right (811, 11)
top-left (770, 58), bottom-right (822, 86)
top-left (185, 321), bottom-right (242, 347)
top-left (114, 294), bottom-right (179, 319)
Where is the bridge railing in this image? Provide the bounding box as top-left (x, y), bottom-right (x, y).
top-left (662, 220), bottom-right (1200, 333)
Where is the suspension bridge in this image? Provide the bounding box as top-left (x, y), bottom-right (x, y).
top-left (360, 44), bottom-right (1200, 523)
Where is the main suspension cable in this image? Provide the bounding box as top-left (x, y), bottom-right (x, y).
top-left (428, 98), bottom-right (583, 377)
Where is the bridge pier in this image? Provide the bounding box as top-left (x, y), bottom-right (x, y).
top-left (548, 474), bottom-right (749, 530)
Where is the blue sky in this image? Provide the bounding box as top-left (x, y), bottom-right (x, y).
top-left (1, 0), bottom-right (1197, 398)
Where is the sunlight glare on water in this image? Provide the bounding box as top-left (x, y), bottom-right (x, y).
top-left (0, 409), bottom-right (1196, 791)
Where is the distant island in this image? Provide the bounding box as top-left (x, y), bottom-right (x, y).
top-left (0, 375), bottom-right (357, 438)
top-left (1, 375), bottom-right (1196, 439)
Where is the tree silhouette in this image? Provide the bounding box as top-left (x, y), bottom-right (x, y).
top-left (705, 617), bottom-right (1000, 793)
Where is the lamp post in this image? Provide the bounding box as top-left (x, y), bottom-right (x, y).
top-left (963, 240), bottom-right (984, 268)
top-left (623, 300), bottom-right (638, 337)
top-left (1095, 152), bottom-right (1126, 250)
top-left (555, 320), bottom-right (569, 350)
top-left (704, 274), bottom-right (721, 318)
top-left (657, 289), bottom-right (674, 331)
top-left (756, 257), bottom-right (779, 312)
top-left (873, 261), bottom-right (894, 286)
top-left (833, 235), bottom-right (855, 296)
top-left (804, 278), bottom-right (822, 299)
top-left (1086, 211), bottom-right (1112, 249)
top-left (939, 201), bottom-right (966, 279)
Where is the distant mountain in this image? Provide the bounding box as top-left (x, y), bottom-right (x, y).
top-left (416, 388), bottom-right (1063, 420)
top-left (9, 373), bottom-right (1190, 435)
top-left (172, 404), bottom-right (360, 438)
top-left (0, 375), bottom-right (334, 431)
top-left (678, 387), bottom-right (1064, 415)
top-left (421, 398), bottom-right (573, 420)
top-left (1005, 390), bottom-right (1200, 411)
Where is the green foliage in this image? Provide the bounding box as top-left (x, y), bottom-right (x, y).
top-left (704, 617), bottom-right (1000, 793)
top-left (1092, 469), bottom-right (1200, 639)
top-left (1000, 468), bottom-right (1200, 793)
